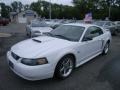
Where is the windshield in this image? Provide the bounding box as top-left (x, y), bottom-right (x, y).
top-left (48, 25), bottom-right (85, 41)
top-left (31, 21), bottom-right (48, 27)
top-left (94, 21), bottom-right (105, 26)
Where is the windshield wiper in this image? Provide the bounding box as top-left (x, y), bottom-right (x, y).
top-left (44, 33), bottom-right (75, 41)
top-left (54, 35), bottom-right (71, 41)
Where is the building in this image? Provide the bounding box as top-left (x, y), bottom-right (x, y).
top-left (22, 10), bottom-right (38, 23)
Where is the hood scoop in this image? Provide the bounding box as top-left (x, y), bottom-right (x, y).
top-left (32, 39), bottom-right (42, 43)
top-left (32, 36), bottom-right (55, 43)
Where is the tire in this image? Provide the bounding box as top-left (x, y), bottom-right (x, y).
top-left (113, 30), bottom-right (118, 36)
top-left (26, 32), bottom-right (31, 38)
top-left (54, 55), bottom-right (74, 79)
top-left (102, 42), bottom-right (110, 55)
top-left (26, 33), bottom-right (29, 36)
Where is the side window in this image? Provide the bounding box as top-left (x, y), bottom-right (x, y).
top-left (96, 27), bottom-right (104, 35)
top-left (82, 26), bottom-right (103, 41)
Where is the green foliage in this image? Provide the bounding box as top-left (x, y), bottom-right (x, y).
top-left (30, 0), bottom-right (119, 20)
top-left (11, 1), bottom-right (23, 12)
top-left (0, 0), bottom-right (120, 20)
top-left (0, 3), bottom-right (12, 18)
top-left (30, 1), bottom-right (77, 19)
top-left (73, 0), bottom-right (120, 20)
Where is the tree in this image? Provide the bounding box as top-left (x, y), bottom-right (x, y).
top-left (0, 3), bottom-right (12, 18)
top-left (29, 0), bottom-right (120, 20)
top-left (11, 1), bottom-right (18, 12)
top-left (24, 4), bottom-right (30, 10)
top-left (18, 2), bottom-right (23, 12)
top-left (73, 0), bottom-right (120, 20)
top-left (11, 1), bottom-right (23, 12)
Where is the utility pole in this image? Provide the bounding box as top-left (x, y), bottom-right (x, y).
top-left (49, 0), bottom-right (51, 20)
top-left (108, 1), bottom-right (112, 20)
top-left (16, 0), bottom-right (20, 13)
top-left (0, 5), bottom-right (1, 17)
top-left (108, 5), bottom-right (111, 20)
top-left (0, 0), bottom-right (1, 16)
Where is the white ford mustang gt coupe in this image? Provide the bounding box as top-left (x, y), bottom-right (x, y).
top-left (7, 23), bottom-right (111, 81)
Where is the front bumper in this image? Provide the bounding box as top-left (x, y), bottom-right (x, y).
top-left (7, 51), bottom-right (54, 81)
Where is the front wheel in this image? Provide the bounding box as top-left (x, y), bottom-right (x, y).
top-left (26, 31), bottom-right (31, 38)
top-left (113, 30), bottom-right (118, 36)
top-left (54, 55), bottom-right (74, 79)
top-left (102, 42), bottom-right (110, 55)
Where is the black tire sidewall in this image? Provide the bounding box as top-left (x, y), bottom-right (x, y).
top-left (54, 55), bottom-right (74, 79)
top-left (102, 42), bottom-right (109, 55)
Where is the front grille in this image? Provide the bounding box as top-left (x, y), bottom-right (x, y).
top-left (11, 52), bottom-right (20, 60)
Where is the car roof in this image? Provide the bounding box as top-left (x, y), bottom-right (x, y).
top-left (64, 23), bottom-right (97, 28)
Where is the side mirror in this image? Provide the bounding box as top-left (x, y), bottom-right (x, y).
top-left (82, 35), bottom-right (93, 41)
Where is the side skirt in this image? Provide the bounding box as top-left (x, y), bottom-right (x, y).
top-left (76, 52), bottom-right (102, 68)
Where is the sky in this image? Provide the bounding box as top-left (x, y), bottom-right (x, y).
top-left (0, 0), bottom-right (73, 6)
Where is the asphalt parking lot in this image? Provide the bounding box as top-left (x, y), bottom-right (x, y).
top-left (0, 23), bottom-right (120, 90)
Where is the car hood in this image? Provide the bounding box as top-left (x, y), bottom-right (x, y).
top-left (11, 36), bottom-right (74, 58)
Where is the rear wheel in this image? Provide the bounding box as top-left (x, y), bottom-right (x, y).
top-left (113, 30), bottom-right (118, 36)
top-left (102, 42), bottom-right (110, 55)
top-left (26, 31), bottom-right (31, 38)
top-left (54, 55), bottom-right (74, 79)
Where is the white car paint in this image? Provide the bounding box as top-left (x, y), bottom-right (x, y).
top-left (30, 27), bottom-right (53, 36)
top-left (26, 21), bottom-right (53, 37)
top-left (7, 23), bottom-right (111, 81)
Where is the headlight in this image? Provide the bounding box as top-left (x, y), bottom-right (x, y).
top-left (21, 58), bottom-right (48, 66)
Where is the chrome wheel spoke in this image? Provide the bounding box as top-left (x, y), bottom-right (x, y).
top-left (63, 68), bottom-right (67, 74)
top-left (59, 57), bottom-right (73, 77)
top-left (69, 65), bottom-right (73, 69)
top-left (105, 44), bottom-right (109, 53)
top-left (60, 66), bottom-right (64, 73)
top-left (65, 58), bottom-right (70, 65)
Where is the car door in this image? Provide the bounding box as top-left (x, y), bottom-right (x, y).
top-left (77, 26), bottom-right (104, 63)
